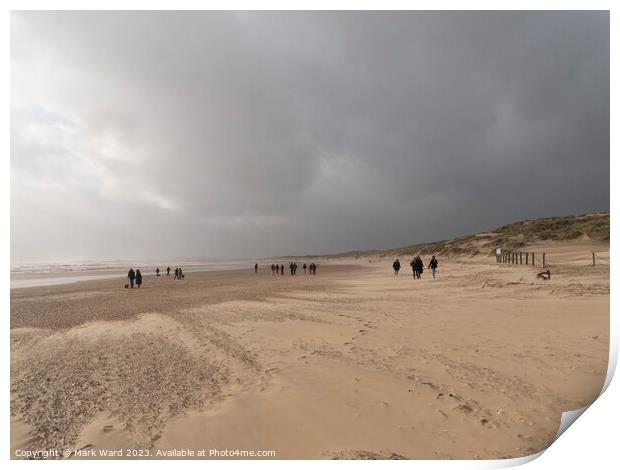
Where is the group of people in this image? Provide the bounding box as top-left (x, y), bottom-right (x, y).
top-left (392, 255), bottom-right (439, 279)
top-left (127, 265), bottom-right (186, 288)
top-left (126, 268), bottom-right (143, 288)
top-left (271, 264), bottom-right (284, 275)
top-left (268, 262), bottom-right (318, 276)
top-left (155, 266), bottom-right (174, 277)
top-left (304, 262), bottom-right (318, 275)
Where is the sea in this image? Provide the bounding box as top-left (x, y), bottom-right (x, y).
top-left (10, 259), bottom-right (260, 289)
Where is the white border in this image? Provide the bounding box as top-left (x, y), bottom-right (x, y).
top-left (2, 2), bottom-right (616, 468)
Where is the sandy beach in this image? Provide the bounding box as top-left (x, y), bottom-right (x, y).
top-left (10, 240), bottom-right (609, 460)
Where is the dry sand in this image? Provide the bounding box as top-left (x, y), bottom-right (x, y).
top-left (10, 241), bottom-right (609, 459)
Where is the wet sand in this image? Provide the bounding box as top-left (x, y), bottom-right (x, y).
top-left (10, 245), bottom-right (609, 459)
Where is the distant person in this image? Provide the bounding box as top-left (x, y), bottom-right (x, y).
top-left (135, 269), bottom-right (143, 288)
top-left (428, 256), bottom-right (438, 279)
top-left (393, 259), bottom-right (401, 275)
top-left (166, 266), bottom-right (171, 276)
top-left (303, 263), bottom-right (307, 274)
top-left (255, 263), bottom-right (258, 274)
top-left (271, 264), bottom-right (276, 275)
top-left (280, 264), bottom-right (284, 275)
top-left (415, 256), bottom-right (424, 279)
top-left (156, 267), bottom-right (160, 277)
top-left (179, 268), bottom-right (184, 279)
top-left (174, 267), bottom-right (179, 280)
top-left (127, 268), bottom-right (136, 288)
top-left (289, 262), bottom-right (294, 275)
top-left (292, 262), bottom-right (297, 275)
top-left (411, 256), bottom-right (419, 279)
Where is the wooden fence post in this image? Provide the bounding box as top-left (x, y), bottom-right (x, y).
top-left (592, 252), bottom-right (596, 266)
top-left (526, 252), bottom-right (529, 265)
top-left (543, 253), bottom-right (546, 268)
top-left (519, 252), bottom-right (523, 264)
top-left (532, 253), bottom-right (535, 266)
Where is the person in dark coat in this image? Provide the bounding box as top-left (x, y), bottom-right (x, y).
top-left (280, 264), bottom-right (284, 275)
top-left (174, 267), bottom-right (179, 280)
top-left (303, 263), bottom-right (307, 274)
top-left (254, 263), bottom-right (258, 274)
top-left (156, 267), bottom-right (160, 277)
top-left (135, 269), bottom-right (143, 288)
top-left (410, 259), bottom-right (416, 277)
top-left (179, 268), bottom-right (183, 279)
top-left (415, 256), bottom-right (424, 279)
top-left (428, 256), bottom-right (438, 279)
top-left (167, 266), bottom-right (171, 276)
top-left (393, 259), bottom-right (401, 275)
top-left (127, 268), bottom-right (136, 288)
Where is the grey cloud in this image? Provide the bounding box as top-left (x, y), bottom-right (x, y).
top-left (11, 11), bottom-right (609, 262)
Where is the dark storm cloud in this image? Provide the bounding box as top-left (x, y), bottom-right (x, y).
top-left (11, 11), bottom-right (609, 262)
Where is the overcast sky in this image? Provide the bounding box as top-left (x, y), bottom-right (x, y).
top-left (11, 11), bottom-right (609, 262)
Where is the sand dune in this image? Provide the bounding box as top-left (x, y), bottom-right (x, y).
top-left (10, 242), bottom-right (609, 459)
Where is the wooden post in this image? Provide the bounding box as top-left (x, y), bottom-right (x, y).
top-left (526, 252), bottom-right (529, 265)
top-left (532, 253), bottom-right (535, 266)
top-left (592, 252), bottom-right (596, 266)
top-left (543, 253), bottom-right (546, 268)
top-left (519, 252), bottom-right (523, 264)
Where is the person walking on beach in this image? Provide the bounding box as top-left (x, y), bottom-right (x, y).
top-left (393, 259), bottom-right (401, 275)
top-left (303, 263), bottom-right (307, 274)
top-left (270, 264), bottom-right (275, 275)
top-left (280, 264), bottom-right (284, 275)
top-left (255, 263), bottom-right (258, 274)
top-left (289, 262), bottom-right (294, 275)
top-left (167, 266), bottom-right (171, 276)
top-left (127, 268), bottom-right (136, 288)
top-left (428, 256), bottom-right (438, 279)
top-left (179, 268), bottom-right (184, 279)
top-left (174, 267), bottom-right (179, 280)
top-left (415, 256), bottom-right (424, 279)
top-left (135, 269), bottom-right (143, 288)
top-left (411, 256), bottom-right (419, 279)
top-left (156, 267), bottom-right (160, 277)
top-left (410, 258), bottom-right (416, 277)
